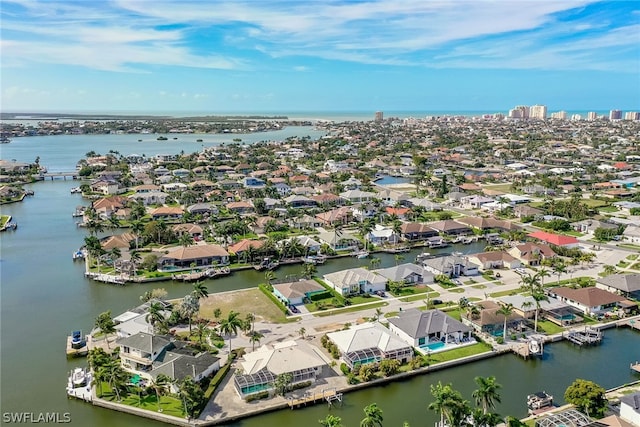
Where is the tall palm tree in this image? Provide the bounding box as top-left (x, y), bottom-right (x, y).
top-left (249, 330), bottom-right (264, 351)
top-left (428, 381), bottom-right (469, 427)
top-left (531, 290), bottom-right (549, 333)
top-left (360, 403), bottom-right (384, 427)
top-left (130, 251), bottom-right (141, 277)
top-left (264, 270), bottom-right (276, 285)
top-left (130, 220), bottom-right (144, 250)
top-left (181, 294), bottom-right (200, 334)
top-left (179, 233), bottom-right (194, 248)
top-left (150, 374), bottom-right (171, 412)
top-left (472, 376), bottom-right (502, 414)
top-left (496, 303), bottom-right (514, 340)
top-left (103, 360), bottom-right (129, 402)
top-left (193, 321), bottom-right (209, 345)
top-left (370, 257), bottom-right (381, 270)
top-left (146, 301), bottom-right (166, 334)
top-left (218, 310), bottom-right (243, 353)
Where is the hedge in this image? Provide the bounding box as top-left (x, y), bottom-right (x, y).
top-left (258, 284), bottom-right (289, 314)
top-left (309, 291), bottom-right (332, 301)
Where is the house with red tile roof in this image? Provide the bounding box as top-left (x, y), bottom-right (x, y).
top-left (528, 231), bottom-right (580, 248)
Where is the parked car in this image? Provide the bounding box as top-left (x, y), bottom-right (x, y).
top-left (289, 305), bottom-right (299, 314)
top-left (431, 299), bottom-right (443, 305)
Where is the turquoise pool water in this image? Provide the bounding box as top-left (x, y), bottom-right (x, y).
top-left (423, 341), bottom-right (446, 351)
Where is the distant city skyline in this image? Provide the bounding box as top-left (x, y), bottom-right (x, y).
top-left (1, 1), bottom-right (639, 112)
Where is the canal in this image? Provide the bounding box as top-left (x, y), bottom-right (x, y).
top-left (0, 137), bottom-right (639, 426)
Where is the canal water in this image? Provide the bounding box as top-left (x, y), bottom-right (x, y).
top-left (1, 135), bottom-right (639, 427)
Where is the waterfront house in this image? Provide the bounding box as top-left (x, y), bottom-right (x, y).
top-left (547, 287), bottom-right (625, 316)
top-left (100, 233), bottom-right (136, 250)
top-left (422, 255), bottom-right (480, 277)
top-left (317, 230), bottom-right (359, 252)
top-left (326, 322), bottom-right (414, 370)
top-left (323, 267), bottom-right (386, 296)
top-left (387, 309), bottom-right (472, 351)
top-left (468, 251), bottom-right (521, 271)
top-left (428, 220), bottom-right (472, 236)
top-left (281, 235), bottom-right (322, 254)
top-left (508, 243), bottom-right (556, 266)
top-left (456, 216), bottom-right (521, 232)
top-left (92, 196), bottom-right (126, 219)
top-left (227, 239), bottom-right (264, 260)
top-left (272, 279), bottom-right (327, 306)
top-left (596, 274), bottom-right (640, 298)
top-left (117, 332), bottom-right (219, 389)
top-left (376, 187), bottom-right (409, 205)
top-left (90, 179), bottom-right (121, 196)
top-left (234, 340), bottom-right (326, 399)
top-left (366, 225), bottom-right (400, 246)
top-left (373, 263), bottom-right (434, 285)
top-left (400, 222), bottom-right (439, 241)
top-left (462, 300), bottom-right (524, 337)
top-left (158, 244), bottom-right (229, 271)
top-left (339, 189), bottom-right (376, 203)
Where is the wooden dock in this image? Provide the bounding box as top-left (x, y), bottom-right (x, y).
top-left (631, 362), bottom-right (640, 374)
top-left (564, 327), bottom-right (602, 346)
top-left (288, 388), bottom-right (343, 409)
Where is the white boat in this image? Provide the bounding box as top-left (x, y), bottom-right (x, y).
top-left (72, 250), bottom-right (85, 261)
top-left (71, 367), bottom-right (88, 387)
top-left (353, 250), bottom-right (369, 259)
top-left (70, 186), bottom-right (82, 194)
top-left (527, 391), bottom-right (554, 413)
top-left (528, 338), bottom-right (543, 356)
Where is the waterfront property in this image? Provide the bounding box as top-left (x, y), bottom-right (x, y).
top-left (158, 244), bottom-right (229, 271)
top-left (116, 332), bottom-right (220, 390)
top-left (326, 322), bottom-right (414, 370)
top-left (387, 309), bottom-right (474, 353)
top-left (596, 274), bottom-right (640, 299)
top-left (421, 254), bottom-right (480, 277)
top-left (547, 287), bottom-right (630, 317)
top-left (112, 300), bottom-right (172, 338)
top-left (272, 279), bottom-right (327, 306)
top-left (323, 268), bottom-right (387, 297)
top-left (373, 263), bottom-right (435, 285)
top-left (462, 301), bottom-right (525, 337)
top-left (234, 340), bottom-right (327, 399)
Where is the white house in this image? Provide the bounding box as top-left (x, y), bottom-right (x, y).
top-left (323, 267), bottom-right (386, 296)
top-left (620, 392), bottom-right (640, 427)
top-left (387, 309), bottom-right (473, 351)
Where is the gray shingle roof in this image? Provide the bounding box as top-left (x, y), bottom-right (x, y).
top-left (388, 309), bottom-right (471, 339)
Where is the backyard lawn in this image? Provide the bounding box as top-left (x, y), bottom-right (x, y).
top-left (98, 382), bottom-right (186, 418)
top-left (200, 288), bottom-right (289, 323)
top-left (428, 342), bottom-right (493, 364)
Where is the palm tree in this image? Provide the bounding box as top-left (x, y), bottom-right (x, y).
top-left (103, 360), bottom-right (129, 402)
top-left (496, 303), bottom-right (514, 340)
top-left (552, 260), bottom-right (567, 283)
top-left (394, 254), bottom-right (405, 266)
top-left (94, 311), bottom-right (116, 349)
top-left (150, 374), bottom-right (171, 412)
top-left (319, 414), bottom-right (343, 427)
top-left (108, 213), bottom-right (121, 231)
top-left (179, 233), bottom-right (194, 248)
top-left (146, 301), bottom-right (166, 334)
top-left (192, 281), bottom-right (209, 300)
top-left (360, 403), bottom-right (384, 427)
top-left (130, 220), bottom-right (144, 250)
top-left (249, 330), bottom-right (264, 351)
top-left (472, 376), bottom-right (502, 414)
top-left (536, 267), bottom-right (550, 287)
top-left (130, 251), bottom-right (141, 276)
top-left (298, 327), bottom-right (306, 339)
top-left (264, 270), bottom-right (276, 285)
top-left (531, 290), bottom-right (549, 333)
top-left (370, 257), bottom-right (381, 270)
top-left (246, 312), bottom-right (255, 332)
top-left (181, 294), bottom-right (200, 335)
top-left (193, 321), bottom-right (209, 344)
top-left (602, 264), bottom-right (617, 276)
top-left (302, 262), bottom-right (317, 279)
top-left (428, 381), bottom-right (469, 427)
top-left (218, 310), bottom-right (243, 353)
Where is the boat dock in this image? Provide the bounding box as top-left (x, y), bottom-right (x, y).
top-left (564, 327), bottom-right (602, 346)
top-left (66, 336), bottom-right (88, 358)
top-left (85, 272), bottom-right (126, 285)
top-left (631, 362), bottom-right (640, 374)
top-left (287, 388), bottom-right (343, 409)
top-left (66, 368), bottom-right (93, 402)
top-left (172, 267), bottom-right (231, 282)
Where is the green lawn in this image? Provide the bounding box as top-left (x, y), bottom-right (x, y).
top-left (599, 206), bottom-right (619, 213)
top-left (471, 284), bottom-right (487, 289)
top-left (399, 292), bottom-right (441, 303)
top-left (581, 199), bottom-right (609, 208)
top-left (97, 382), bottom-right (186, 418)
top-left (448, 287), bottom-right (465, 293)
top-left (314, 301), bottom-right (388, 317)
top-left (563, 230), bottom-right (584, 237)
top-left (627, 254), bottom-right (639, 261)
top-left (390, 285), bottom-right (433, 297)
top-left (489, 289), bottom-right (521, 298)
top-left (536, 320), bottom-right (564, 335)
top-left (428, 342), bottom-right (493, 364)
top-left (0, 215), bottom-right (10, 228)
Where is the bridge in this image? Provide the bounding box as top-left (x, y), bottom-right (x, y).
top-left (41, 171), bottom-right (79, 180)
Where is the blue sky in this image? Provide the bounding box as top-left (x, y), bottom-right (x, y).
top-left (1, 0), bottom-right (639, 113)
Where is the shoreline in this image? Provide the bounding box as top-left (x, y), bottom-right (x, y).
top-left (79, 319), bottom-right (640, 426)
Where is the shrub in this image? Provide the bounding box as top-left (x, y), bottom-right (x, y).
top-left (340, 363), bottom-right (351, 375)
top-left (496, 337), bottom-right (504, 344)
top-left (245, 391), bottom-right (270, 402)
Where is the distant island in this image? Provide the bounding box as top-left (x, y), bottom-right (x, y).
top-left (0, 112), bottom-right (289, 121)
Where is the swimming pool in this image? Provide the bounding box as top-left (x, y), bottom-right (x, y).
top-left (422, 341), bottom-right (446, 351)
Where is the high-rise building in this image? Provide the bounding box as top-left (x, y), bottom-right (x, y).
top-left (515, 105), bottom-right (530, 118)
top-left (551, 111), bottom-right (567, 120)
top-left (609, 110), bottom-right (622, 120)
top-left (374, 111), bottom-right (384, 122)
top-left (529, 105), bottom-right (547, 119)
top-left (571, 114), bottom-right (582, 121)
top-left (587, 111), bottom-right (598, 121)
top-left (625, 111), bottom-right (640, 121)
top-left (508, 109), bottom-right (522, 119)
